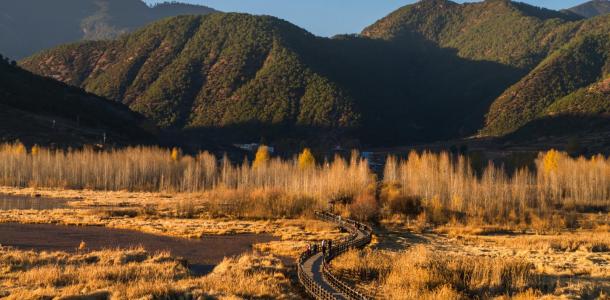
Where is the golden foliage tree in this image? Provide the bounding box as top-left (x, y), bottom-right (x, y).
top-left (170, 147), bottom-right (181, 162)
top-left (542, 149), bottom-right (560, 174)
top-left (253, 146), bottom-right (270, 169)
top-left (31, 145), bottom-right (40, 156)
top-left (12, 142), bottom-right (26, 155)
top-left (298, 148), bottom-right (316, 169)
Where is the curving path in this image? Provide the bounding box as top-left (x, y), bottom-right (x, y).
top-left (297, 211), bottom-right (372, 300)
top-left (302, 252), bottom-right (347, 300)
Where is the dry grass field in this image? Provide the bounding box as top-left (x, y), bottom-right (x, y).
top-left (0, 187), bottom-right (344, 299)
top-left (0, 143), bottom-right (609, 299)
top-left (0, 247), bottom-right (298, 299)
top-left (331, 227), bottom-right (610, 299)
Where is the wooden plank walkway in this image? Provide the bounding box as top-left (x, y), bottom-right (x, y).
top-left (297, 211), bottom-right (371, 300)
top-left (302, 252), bottom-right (347, 300)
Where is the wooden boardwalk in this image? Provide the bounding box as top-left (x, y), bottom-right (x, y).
top-left (302, 251), bottom-right (347, 300)
top-left (297, 211), bottom-right (371, 300)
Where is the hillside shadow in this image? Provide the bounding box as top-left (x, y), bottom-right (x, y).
top-left (285, 31), bottom-right (525, 147)
top-left (179, 122), bottom-right (359, 152)
top-left (0, 60), bottom-right (157, 147)
top-left (503, 114), bottom-right (610, 142)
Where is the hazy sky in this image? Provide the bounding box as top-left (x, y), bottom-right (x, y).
top-left (144, 0), bottom-right (586, 37)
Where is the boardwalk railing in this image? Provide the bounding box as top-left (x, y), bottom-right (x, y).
top-left (297, 211), bottom-right (372, 300)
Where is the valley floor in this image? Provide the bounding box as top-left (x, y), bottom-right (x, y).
top-left (0, 187), bottom-right (608, 299)
top-left (0, 187), bottom-right (344, 299)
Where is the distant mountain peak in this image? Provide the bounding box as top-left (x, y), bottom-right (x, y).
top-left (0, 0), bottom-right (216, 60)
top-left (362, 0), bottom-right (580, 68)
top-left (418, 0), bottom-right (454, 5)
top-left (416, 0), bottom-right (458, 9)
top-left (568, 0), bottom-right (610, 18)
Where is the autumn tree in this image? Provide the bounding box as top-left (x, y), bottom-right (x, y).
top-left (171, 147), bottom-right (181, 161)
top-left (31, 145), bottom-right (40, 156)
top-left (298, 148), bottom-right (316, 169)
top-left (541, 149), bottom-right (560, 175)
top-left (253, 145), bottom-right (270, 168)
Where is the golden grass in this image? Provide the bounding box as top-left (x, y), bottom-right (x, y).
top-left (331, 225), bottom-right (610, 299)
top-left (0, 186), bottom-right (351, 265)
top-left (476, 232), bottom-right (610, 253)
top-left (330, 245), bottom-right (537, 299)
top-left (0, 247), bottom-right (297, 299)
top-left (0, 185), bottom-right (350, 299)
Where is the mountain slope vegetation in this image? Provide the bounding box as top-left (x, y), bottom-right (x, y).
top-left (362, 0), bottom-right (584, 69)
top-left (361, 0), bottom-right (610, 138)
top-left (0, 54), bottom-right (154, 146)
top-left (22, 12), bottom-right (525, 145)
top-left (21, 14), bottom-right (360, 143)
top-left (482, 29), bottom-right (610, 136)
top-left (0, 0), bottom-right (215, 60)
top-left (19, 1), bottom-right (610, 146)
top-left (568, 0), bottom-right (610, 18)
top-left (546, 77), bottom-right (610, 115)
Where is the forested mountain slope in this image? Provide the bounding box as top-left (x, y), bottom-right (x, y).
top-left (19, 1), bottom-right (610, 146)
top-left (21, 13), bottom-right (524, 145)
top-left (0, 54), bottom-right (155, 146)
top-left (362, 0), bottom-right (584, 69)
top-left (482, 20), bottom-right (610, 136)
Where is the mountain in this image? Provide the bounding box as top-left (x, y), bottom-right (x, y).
top-left (568, 0), bottom-right (610, 18)
top-left (18, 2), bottom-right (610, 147)
top-left (0, 0), bottom-right (215, 60)
top-left (21, 12), bottom-right (526, 146)
top-left (362, 0), bottom-right (583, 69)
top-left (0, 54), bottom-right (155, 146)
top-left (482, 17), bottom-right (610, 136)
top-left (361, 0), bottom-right (610, 139)
top-left (20, 14), bottom-right (361, 144)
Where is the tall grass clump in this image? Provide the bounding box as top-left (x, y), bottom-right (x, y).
top-left (330, 246), bottom-right (538, 299)
top-left (383, 246), bottom-right (537, 299)
top-left (382, 150), bottom-right (610, 226)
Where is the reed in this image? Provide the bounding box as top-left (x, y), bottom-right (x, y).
top-left (331, 246), bottom-right (538, 299)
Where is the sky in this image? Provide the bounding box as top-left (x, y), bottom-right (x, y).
top-left (144, 0), bottom-right (587, 37)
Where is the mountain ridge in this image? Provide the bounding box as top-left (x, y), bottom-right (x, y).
top-left (18, 2), bottom-right (610, 147)
top-left (21, 14), bottom-right (361, 144)
top-left (362, 0), bottom-right (584, 69)
top-left (567, 0), bottom-right (610, 18)
top-left (0, 54), bottom-right (156, 146)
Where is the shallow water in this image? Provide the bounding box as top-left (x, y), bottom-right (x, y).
top-left (0, 223), bottom-right (277, 274)
top-left (0, 194), bottom-right (69, 210)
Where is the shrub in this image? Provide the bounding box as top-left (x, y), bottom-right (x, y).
top-left (349, 192), bottom-right (378, 222)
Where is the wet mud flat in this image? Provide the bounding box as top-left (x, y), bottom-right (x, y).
top-left (0, 193), bottom-right (70, 210)
top-left (0, 223), bottom-right (277, 274)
